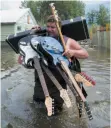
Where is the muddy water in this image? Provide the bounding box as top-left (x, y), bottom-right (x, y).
top-left (1, 45), bottom-right (110, 128)
top-left (80, 48), bottom-right (110, 128)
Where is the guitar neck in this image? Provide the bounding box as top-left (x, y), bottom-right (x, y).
top-left (41, 62), bottom-right (62, 91)
top-left (33, 56), bottom-right (49, 97)
top-left (57, 65), bottom-right (79, 98)
top-left (49, 3), bottom-right (66, 51)
top-left (60, 60), bottom-right (86, 102)
top-left (56, 23), bottom-right (66, 50)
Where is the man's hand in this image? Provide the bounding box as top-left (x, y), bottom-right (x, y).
top-left (62, 49), bottom-right (75, 58)
top-left (31, 25), bottom-right (41, 31)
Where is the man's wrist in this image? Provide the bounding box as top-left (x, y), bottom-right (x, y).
top-left (71, 50), bottom-right (75, 57)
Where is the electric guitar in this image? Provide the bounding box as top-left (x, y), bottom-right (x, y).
top-left (74, 72), bottom-right (96, 86)
top-left (37, 36), bottom-right (70, 66)
top-left (18, 38), bottom-right (55, 116)
top-left (49, 3), bottom-right (93, 120)
top-left (33, 56), bottom-right (54, 116)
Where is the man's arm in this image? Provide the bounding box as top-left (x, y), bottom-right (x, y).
top-left (63, 38), bottom-right (89, 59)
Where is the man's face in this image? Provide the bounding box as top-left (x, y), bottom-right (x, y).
top-left (46, 22), bottom-right (59, 37)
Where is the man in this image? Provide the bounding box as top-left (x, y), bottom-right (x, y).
top-left (32, 15), bottom-right (89, 115)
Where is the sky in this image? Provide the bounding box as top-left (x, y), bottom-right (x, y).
top-left (83, 0), bottom-right (110, 14)
top-left (1, 0), bottom-right (24, 9)
top-left (1, 0), bottom-right (110, 14)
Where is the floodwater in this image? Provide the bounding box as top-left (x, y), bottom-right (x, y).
top-left (80, 47), bottom-right (110, 128)
top-left (1, 44), bottom-right (19, 70)
top-left (1, 44), bottom-right (110, 128)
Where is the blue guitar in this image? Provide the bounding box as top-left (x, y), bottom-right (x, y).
top-left (36, 36), bottom-right (70, 66)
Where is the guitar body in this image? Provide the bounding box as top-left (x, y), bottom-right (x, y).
top-left (37, 36), bottom-right (70, 66)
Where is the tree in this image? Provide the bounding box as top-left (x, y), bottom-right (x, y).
top-left (87, 4), bottom-right (110, 26)
top-left (21, 1), bottom-right (42, 23)
top-left (96, 4), bottom-right (110, 26)
top-left (21, 1), bottom-right (85, 25)
top-left (87, 10), bottom-right (98, 25)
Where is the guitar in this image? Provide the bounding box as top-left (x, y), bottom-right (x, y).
top-left (33, 56), bottom-right (54, 116)
top-left (37, 36), bottom-right (70, 66)
top-left (74, 72), bottom-right (96, 86)
top-left (49, 3), bottom-right (93, 120)
top-left (18, 38), bottom-right (55, 116)
top-left (60, 61), bottom-right (93, 120)
top-left (56, 64), bottom-right (83, 118)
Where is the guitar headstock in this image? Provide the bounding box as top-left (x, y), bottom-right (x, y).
top-left (49, 3), bottom-right (55, 8)
top-left (60, 89), bottom-right (72, 108)
top-left (74, 72), bottom-right (96, 87)
top-left (49, 3), bottom-right (66, 50)
top-left (80, 72), bottom-right (96, 85)
top-left (49, 3), bottom-right (59, 22)
top-left (45, 97), bottom-right (54, 116)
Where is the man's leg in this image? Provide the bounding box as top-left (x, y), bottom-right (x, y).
top-left (33, 69), bottom-right (45, 103)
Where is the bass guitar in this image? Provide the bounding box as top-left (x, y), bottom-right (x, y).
top-left (49, 3), bottom-right (93, 120)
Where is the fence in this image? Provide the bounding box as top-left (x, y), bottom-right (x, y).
top-left (88, 24), bottom-right (110, 50)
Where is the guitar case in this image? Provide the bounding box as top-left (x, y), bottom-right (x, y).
top-left (6, 16), bottom-right (89, 54)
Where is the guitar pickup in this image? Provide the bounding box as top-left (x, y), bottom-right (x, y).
top-left (51, 46), bottom-right (60, 53)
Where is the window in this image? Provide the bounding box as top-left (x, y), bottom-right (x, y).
top-left (17, 26), bottom-right (21, 31)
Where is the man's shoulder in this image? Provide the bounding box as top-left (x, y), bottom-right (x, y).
top-left (63, 35), bottom-right (69, 42)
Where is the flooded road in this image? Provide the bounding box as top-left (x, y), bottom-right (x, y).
top-left (1, 44), bottom-right (19, 70)
top-left (80, 48), bottom-right (110, 128)
top-left (1, 45), bottom-right (110, 128)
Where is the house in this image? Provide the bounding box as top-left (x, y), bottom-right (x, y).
top-left (1, 8), bottom-right (37, 41)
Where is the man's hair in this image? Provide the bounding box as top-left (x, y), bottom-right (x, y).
top-left (46, 15), bottom-right (62, 28)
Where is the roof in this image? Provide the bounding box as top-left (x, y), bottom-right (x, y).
top-left (0, 8), bottom-right (36, 24)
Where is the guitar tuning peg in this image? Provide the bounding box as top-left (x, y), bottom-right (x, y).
top-left (86, 76), bottom-right (89, 80)
top-left (87, 75), bottom-right (91, 80)
top-left (90, 77), bottom-right (96, 85)
top-left (91, 81), bottom-right (96, 85)
top-left (82, 72), bottom-right (85, 75)
top-left (80, 72), bottom-right (85, 77)
top-left (52, 111), bottom-right (54, 115)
